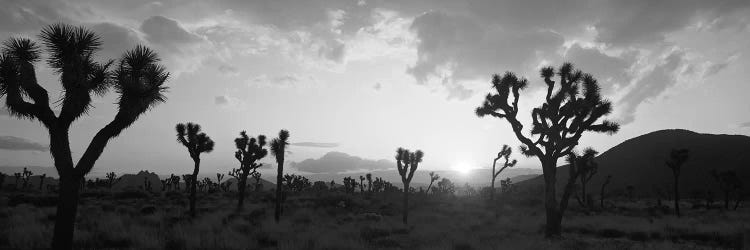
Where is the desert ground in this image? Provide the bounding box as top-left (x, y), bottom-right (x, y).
top-left (1, 186), bottom-right (747, 250)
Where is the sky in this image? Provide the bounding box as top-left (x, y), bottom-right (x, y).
top-left (1, 0), bottom-right (749, 178)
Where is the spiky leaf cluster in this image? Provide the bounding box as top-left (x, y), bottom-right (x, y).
top-left (396, 147), bottom-right (424, 185)
top-left (176, 122), bottom-right (214, 158)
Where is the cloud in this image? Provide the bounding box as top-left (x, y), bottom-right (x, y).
top-left (0, 109), bottom-right (9, 117)
top-left (214, 96), bottom-right (229, 105)
top-left (407, 10), bottom-right (563, 97)
top-left (90, 22), bottom-right (143, 60)
top-left (292, 142), bottom-right (340, 148)
top-left (140, 16), bottom-right (201, 46)
top-left (248, 74), bottom-right (317, 88)
top-left (617, 50), bottom-right (686, 125)
top-left (292, 151), bottom-right (392, 174)
top-left (0, 136), bottom-right (48, 152)
top-left (739, 121), bottom-right (750, 128)
top-left (373, 82), bottom-right (382, 91)
top-left (594, 0), bottom-right (750, 47)
top-left (563, 44), bottom-right (637, 91)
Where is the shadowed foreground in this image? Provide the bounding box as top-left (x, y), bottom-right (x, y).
top-left (1, 188), bottom-right (747, 249)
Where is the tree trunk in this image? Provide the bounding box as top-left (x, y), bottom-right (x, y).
top-left (237, 173), bottom-right (247, 210)
top-left (581, 179), bottom-right (587, 207)
top-left (275, 161), bottom-right (283, 222)
top-left (51, 173), bottom-right (81, 250)
top-left (490, 175), bottom-right (496, 202)
top-left (734, 193), bottom-right (741, 210)
top-left (542, 159), bottom-right (562, 238)
top-left (190, 158), bottom-right (200, 217)
top-left (724, 190), bottom-right (730, 210)
top-left (403, 182), bottom-right (410, 224)
top-left (600, 183), bottom-right (606, 209)
top-left (673, 174), bottom-right (680, 217)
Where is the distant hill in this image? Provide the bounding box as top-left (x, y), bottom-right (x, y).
top-left (519, 129), bottom-right (750, 197)
top-left (303, 168), bottom-right (541, 188)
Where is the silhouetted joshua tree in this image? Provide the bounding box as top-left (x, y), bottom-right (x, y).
top-left (666, 148), bottom-right (689, 217)
top-left (500, 178), bottom-right (514, 193)
top-left (176, 122), bottom-right (215, 217)
top-left (574, 148), bottom-right (599, 207)
top-left (270, 129), bottom-right (290, 222)
top-left (427, 172), bottom-right (440, 194)
top-left (600, 175), bottom-right (612, 209)
top-left (21, 167), bottom-right (32, 189)
top-left (343, 176), bottom-right (358, 193)
top-left (251, 171), bottom-right (262, 191)
top-left (39, 173), bottom-right (46, 190)
top-left (231, 131), bottom-right (267, 210)
top-left (0, 23), bottom-right (169, 248)
top-left (13, 173), bottom-right (21, 189)
top-left (475, 63), bottom-right (619, 237)
top-left (490, 145), bottom-right (517, 201)
top-left (395, 147), bottom-right (423, 224)
top-left (182, 174), bottom-right (192, 193)
top-left (359, 175), bottom-right (365, 193)
top-left (366, 173), bottom-right (373, 192)
top-left (106, 172), bottom-right (117, 189)
top-left (711, 169), bottom-right (743, 210)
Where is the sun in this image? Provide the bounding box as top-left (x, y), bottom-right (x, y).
top-left (452, 162), bottom-right (472, 175)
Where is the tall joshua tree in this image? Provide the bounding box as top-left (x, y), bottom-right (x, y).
top-left (490, 145), bottom-right (517, 201)
top-left (232, 131), bottom-right (267, 210)
top-left (476, 63), bottom-right (619, 237)
top-left (396, 147), bottom-right (423, 224)
top-left (427, 172), bottom-right (440, 194)
top-left (0, 24), bottom-right (168, 249)
top-left (270, 129), bottom-right (290, 222)
top-left (359, 175), bottom-right (366, 193)
top-left (176, 122), bottom-right (214, 217)
top-left (666, 148), bottom-right (689, 217)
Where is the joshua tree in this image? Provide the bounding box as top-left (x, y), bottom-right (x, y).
top-left (39, 173), bottom-right (46, 190)
top-left (426, 172), bottom-right (440, 194)
top-left (366, 173), bottom-right (373, 192)
top-left (359, 176), bottom-right (365, 193)
top-left (13, 173), bottom-right (21, 189)
top-left (216, 173), bottom-right (224, 190)
top-left (270, 129), bottom-right (290, 222)
top-left (105, 172), bottom-right (117, 189)
top-left (395, 147), bottom-right (423, 224)
top-left (231, 131), bottom-right (267, 209)
top-left (475, 63), bottom-right (619, 237)
top-left (343, 176), bottom-right (358, 193)
top-left (182, 174), bottom-right (192, 193)
top-left (600, 175), bottom-right (612, 208)
top-left (666, 148), bottom-right (689, 217)
top-left (490, 145), bottom-right (517, 201)
top-left (21, 167), bottom-right (32, 189)
top-left (711, 169), bottom-right (743, 210)
top-left (176, 122), bottom-right (215, 217)
top-left (436, 177), bottom-right (456, 195)
top-left (573, 148), bottom-right (599, 207)
top-left (251, 171), bottom-right (262, 191)
top-left (143, 177), bottom-right (152, 191)
top-left (500, 178), bottom-right (514, 193)
top-left (0, 24), bottom-right (169, 248)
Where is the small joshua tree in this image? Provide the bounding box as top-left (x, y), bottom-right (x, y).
top-left (711, 169), bottom-right (743, 210)
top-left (232, 131), bottom-right (267, 209)
top-left (359, 176), bottom-right (365, 193)
top-left (270, 129), bottom-right (290, 222)
top-left (436, 177), bottom-right (456, 195)
top-left (105, 172), bottom-right (117, 189)
top-left (490, 145), bottom-right (517, 201)
top-left (175, 122), bottom-right (215, 217)
top-left (216, 173), bottom-right (224, 191)
top-left (573, 148), bottom-right (599, 207)
top-left (500, 178), bottom-right (514, 193)
top-left (600, 175), bottom-right (612, 209)
top-left (666, 148), bottom-right (689, 217)
top-left (426, 172), bottom-right (439, 194)
top-left (343, 176), bottom-right (358, 193)
top-left (251, 171), bottom-right (262, 191)
top-left (475, 63), bottom-right (619, 237)
top-left (395, 147), bottom-right (423, 224)
top-left (39, 173), bottom-right (46, 190)
top-left (13, 173), bottom-right (21, 189)
top-left (366, 173), bottom-right (373, 192)
top-left (21, 167), bottom-right (33, 189)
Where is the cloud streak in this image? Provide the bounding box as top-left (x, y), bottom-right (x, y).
top-left (0, 136), bottom-right (48, 152)
top-left (291, 142), bottom-right (340, 148)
